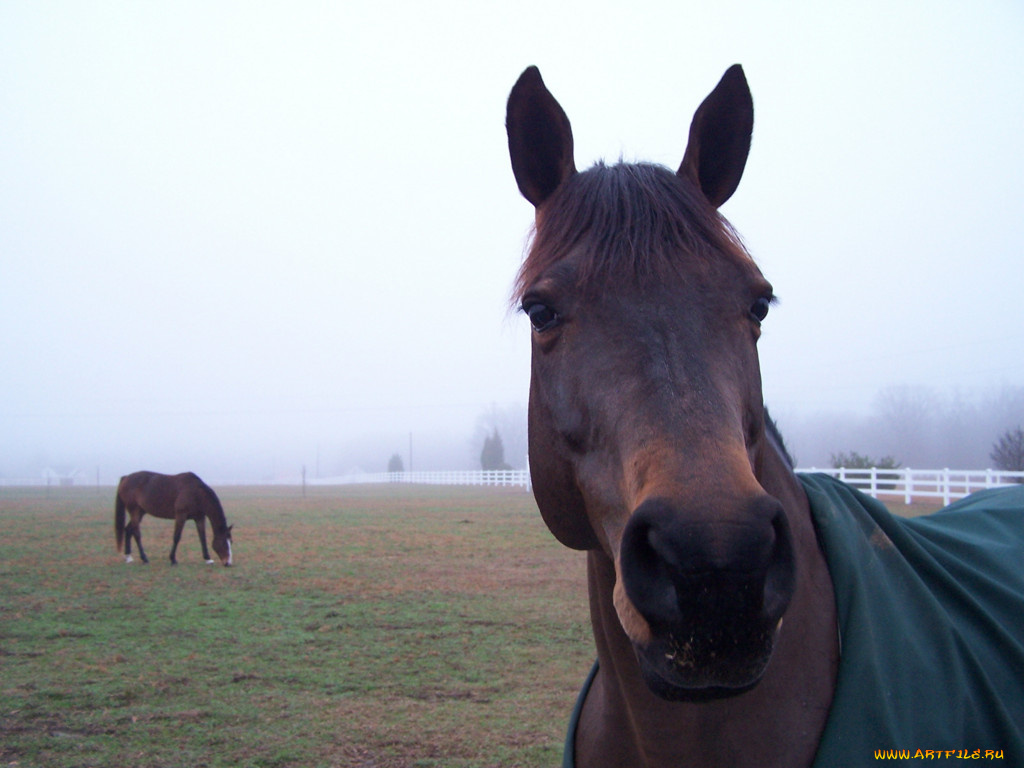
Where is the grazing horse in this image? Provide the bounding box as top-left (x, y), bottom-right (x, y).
top-left (115, 471), bottom-right (233, 566)
top-left (506, 66), bottom-right (1024, 767)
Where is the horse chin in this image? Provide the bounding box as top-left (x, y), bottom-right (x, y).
top-left (633, 622), bottom-right (779, 702)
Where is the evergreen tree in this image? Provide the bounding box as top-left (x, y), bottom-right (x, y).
top-left (480, 428), bottom-right (511, 471)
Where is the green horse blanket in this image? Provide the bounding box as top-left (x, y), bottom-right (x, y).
top-left (564, 474), bottom-right (1024, 766)
top-left (802, 473), bottom-right (1024, 765)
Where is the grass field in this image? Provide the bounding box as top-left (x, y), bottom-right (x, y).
top-left (0, 483), bottom-right (934, 768)
top-left (0, 485), bottom-right (592, 768)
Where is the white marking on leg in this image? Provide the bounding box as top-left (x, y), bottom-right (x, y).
top-left (205, 559), bottom-right (215, 565)
top-left (125, 555), bottom-right (134, 564)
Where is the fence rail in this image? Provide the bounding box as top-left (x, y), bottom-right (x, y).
top-left (317, 467), bottom-right (1024, 503)
top-left (308, 469), bottom-right (532, 489)
top-left (0, 470), bottom-right (533, 490)
top-left (797, 467), bottom-right (1024, 505)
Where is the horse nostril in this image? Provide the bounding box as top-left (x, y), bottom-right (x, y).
top-left (620, 496), bottom-right (795, 634)
top-left (763, 506), bottom-right (795, 619)
top-left (620, 515), bottom-right (681, 629)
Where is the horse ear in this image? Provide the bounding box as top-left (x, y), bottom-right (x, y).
top-left (506, 66), bottom-right (577, 207)
top-left (678, 64), bottom-right (753, 208)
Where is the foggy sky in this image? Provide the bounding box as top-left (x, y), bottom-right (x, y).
top-left (2, 2), bottom-right (1022, 483)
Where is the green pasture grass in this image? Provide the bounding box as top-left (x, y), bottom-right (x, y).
top-left (0, 485), bottom-right (591, 768)
top-left (882, 497), bottom-right (946, 518)
top-left (0, 484), bottom-right (932, 767)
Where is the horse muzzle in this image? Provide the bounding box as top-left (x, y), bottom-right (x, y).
top-left (616, 494), bottom-right (795, 700)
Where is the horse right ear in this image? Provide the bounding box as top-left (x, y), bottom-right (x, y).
top-left (678, 64), bottom-right (754, 208)
top-left (506, 66), bottom-right (577, 207)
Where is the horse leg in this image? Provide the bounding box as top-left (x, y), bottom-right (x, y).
top-left (194, 516), bottom-right (214, 564)
top-left (169, 516), bottom-right (186, 565)
top-left (123, 521), bottom-right (134, 563)
top-left (130, 513), bottom-right (149, 564)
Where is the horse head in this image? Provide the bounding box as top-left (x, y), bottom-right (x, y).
top-left (212, 524), bottom-right (233, 567)
top-left (507, 66), bottom-right (795, 700)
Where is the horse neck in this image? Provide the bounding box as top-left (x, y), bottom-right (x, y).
top-left (581, 440), bottom-right (837, 767)
top-left (200, 492), bottom-right (227, 532)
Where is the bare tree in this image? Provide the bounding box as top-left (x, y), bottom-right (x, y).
top-left (873, 385), bottom-right (939, 465)
top-left (990, 427), bottom-right (1024, 473)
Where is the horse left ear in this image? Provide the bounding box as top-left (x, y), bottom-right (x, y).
top-left (506, 66), bottom-right (577, 207)
top-left (678, 64), bottom-right (753, 208)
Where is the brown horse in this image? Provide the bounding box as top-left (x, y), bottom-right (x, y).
top-left (506, 66), bottom-right (1024, 766)
top-left (115, 471), bottom-right (233, 566)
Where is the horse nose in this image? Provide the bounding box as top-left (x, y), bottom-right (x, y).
top-left (619, 495), bottom-right (795, 635)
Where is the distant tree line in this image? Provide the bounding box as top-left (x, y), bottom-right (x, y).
top-left (830, 451), bottom-right (901, 489)
top-left (777, 385), bottom-right (1024, 469)
top-left (830, 451), bottom-right (901, 471)
top-left (829, 426), bottom-right (1022, 488)
top-left (831, 428), bottom-right (1023, 473)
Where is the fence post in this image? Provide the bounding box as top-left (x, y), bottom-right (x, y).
top-left (942, 468), bottom-right (951, 506)
top-left (904, 468), bottom-right (913, 505)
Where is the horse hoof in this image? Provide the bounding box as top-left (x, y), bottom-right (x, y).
top-left (124, 555), bottom-right (134, 564)
top-left (205, 560), bottom-right (215, 565)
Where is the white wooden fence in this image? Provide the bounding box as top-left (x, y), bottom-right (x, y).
top-left (308, 469), bottom-right (531, 489)
top-left (314, 467), bottom-right (1024, 504)
top-left (797, 467), bottom-right (1024, 505)
top-left (5, 468), bottom-right (1022, 504)
top-left (0, 469), bottom-right (533, 489)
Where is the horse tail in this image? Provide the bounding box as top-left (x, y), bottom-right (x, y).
top-left (115, 480), bottom-right (126, 553)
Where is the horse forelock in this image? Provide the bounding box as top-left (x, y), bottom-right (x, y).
top-left (514, 162), bottom-right (753, 303)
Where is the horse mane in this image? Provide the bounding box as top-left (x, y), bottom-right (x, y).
top-left (764, 410), bottom-right (795, 468)
top-left (189, 473), bottom-right (228, 532)
top-left (514, 162), bottom-right (754, 302)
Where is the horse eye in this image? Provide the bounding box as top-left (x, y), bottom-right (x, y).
top-left (749, 297), bottom-right (771, 323)
top-left (524, 301), bottom-right (560, 332)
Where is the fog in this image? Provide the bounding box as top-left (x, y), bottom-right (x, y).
top-left (2, 2), bottom-right (1022, 483)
